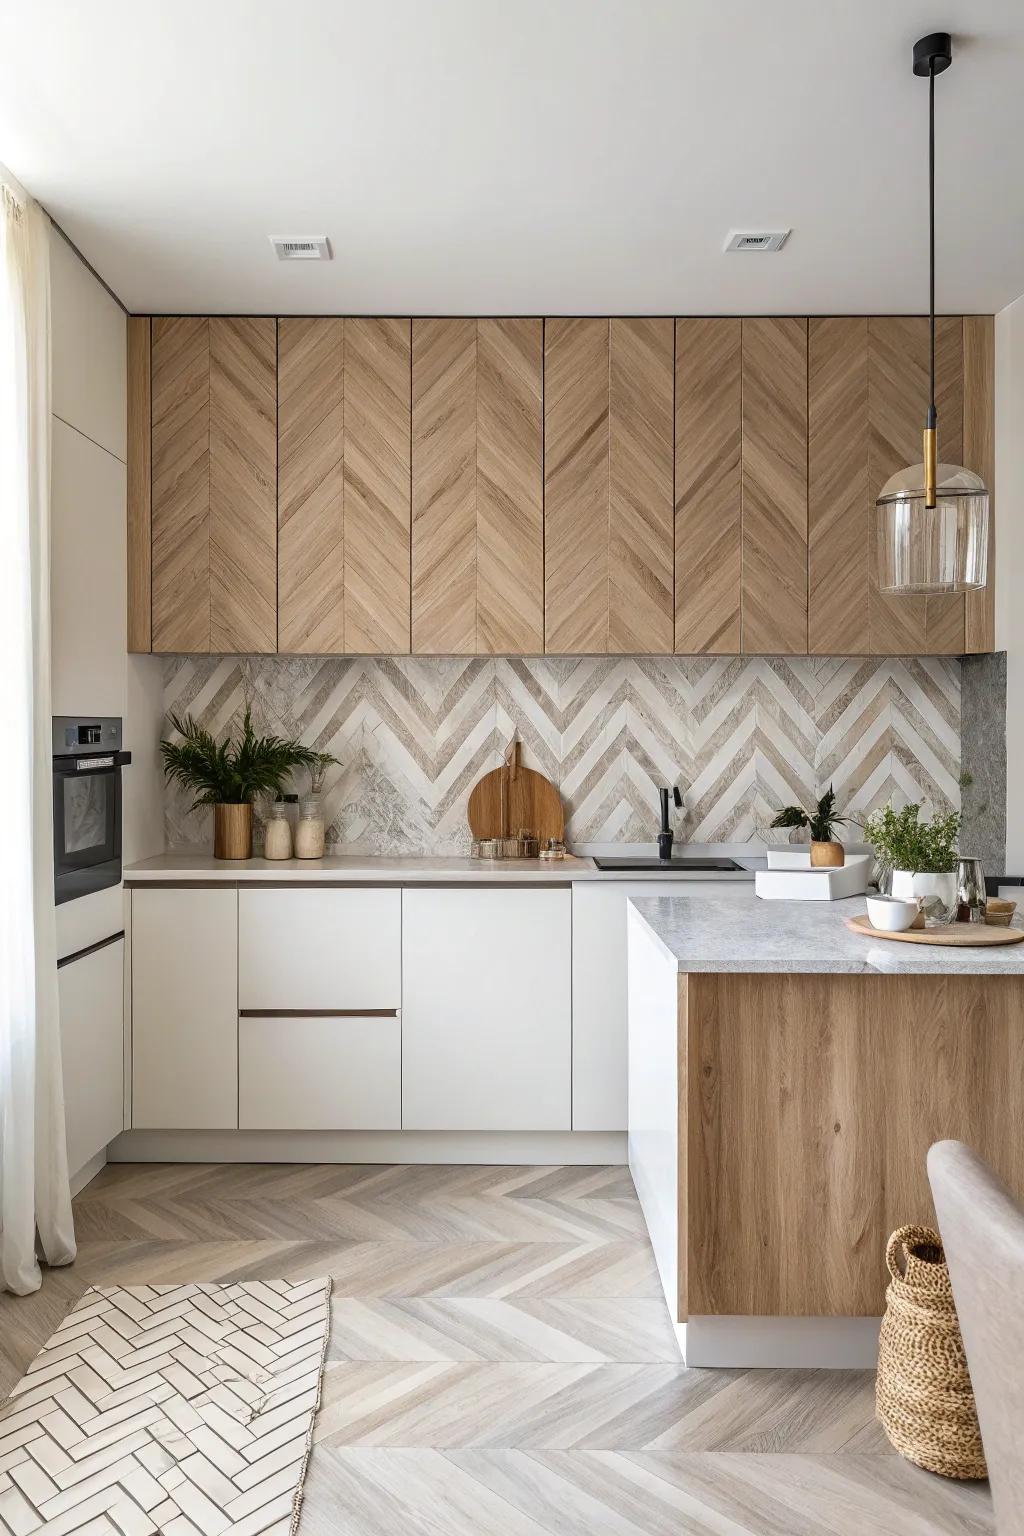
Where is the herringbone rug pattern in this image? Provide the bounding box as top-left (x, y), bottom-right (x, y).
top-left (0, 1277), bottom-right (329, 1534)
top-left (0, 1164), bottom-right (992, 1535)
top-left (163, 654), bottom-right (960, 854)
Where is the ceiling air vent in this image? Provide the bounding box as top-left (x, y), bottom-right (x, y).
top-left (269, 236), bottom-right (332, 261)
top-left (723, 230), bottom-right (790, 253)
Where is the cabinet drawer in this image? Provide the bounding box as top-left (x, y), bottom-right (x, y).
top-left (238, 888), bottom-right (401, 1010)
top-left (239, 1015), bottom-right (401, 1130)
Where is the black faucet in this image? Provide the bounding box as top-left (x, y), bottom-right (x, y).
top-left (658, 786), bottom-right (684, 861)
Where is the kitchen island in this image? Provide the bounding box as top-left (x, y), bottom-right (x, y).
top-left (627, 894), bottom-right (1024, 1368)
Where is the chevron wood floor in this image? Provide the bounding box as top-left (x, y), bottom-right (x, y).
top-left (0, 1164), bottom-right (993, 1535)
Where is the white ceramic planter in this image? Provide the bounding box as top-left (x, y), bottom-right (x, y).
top-left (890, 869), bottom-right (958, 926)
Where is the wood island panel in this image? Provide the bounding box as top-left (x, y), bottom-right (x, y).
top-left (681, 972), bottom-right (1024, 1319)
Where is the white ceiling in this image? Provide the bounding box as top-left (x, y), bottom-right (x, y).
top-left (2, 0), bottom-right (1023, 316)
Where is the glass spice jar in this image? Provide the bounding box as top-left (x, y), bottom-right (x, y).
top-left (295, 794), bottom-right (326, 859)
top-left (263, 800), bottom-right (293, 861)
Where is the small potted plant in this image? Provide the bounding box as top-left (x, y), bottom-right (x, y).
top-left (161, 709), bottom-right (325, 860)
top-left (861, 802), bottom-right (961, 926)
top-left (770, 785), bottom-right (848, 868)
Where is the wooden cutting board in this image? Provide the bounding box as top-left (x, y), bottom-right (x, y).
top-left (845, 915), bottom-right (1024, 947)
top-left (467, 740), bottom-right (564, 843)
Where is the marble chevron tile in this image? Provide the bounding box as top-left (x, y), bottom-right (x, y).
top-left (162, 654), bottom-right (961, 854)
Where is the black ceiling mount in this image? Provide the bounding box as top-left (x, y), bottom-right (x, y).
top-left (913, 32), bottom-right (952, 77)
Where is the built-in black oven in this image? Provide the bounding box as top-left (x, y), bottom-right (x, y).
top-left (52, 717), bottom-right (131, 905)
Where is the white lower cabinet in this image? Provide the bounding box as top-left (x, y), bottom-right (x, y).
top-left (239, 1016), bottom-right (401, 1129)
top-left (401, 887), bottom-right (571, 1131)
top-left (131, 888), bottom-right (238, 1129)
top-left (239, 887), bottom-right (401, 1010)
top-left (59, 937), bottom-right (124, 1175)
top-left (572, 879), bottom-right (743, 1130)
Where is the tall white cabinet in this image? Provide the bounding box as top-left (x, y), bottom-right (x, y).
top-left (401, 887), bottom-right (572, 1130)
top-left (131, 887), bottom-right (238, 1129)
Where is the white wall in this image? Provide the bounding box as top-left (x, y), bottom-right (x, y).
top-left (995, 293), bottom-right (1024, 871)
top-left (50, 227), bottom-right (164, 958)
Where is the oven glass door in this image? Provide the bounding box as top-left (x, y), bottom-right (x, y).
top-left (53, 757), bottom-right (121, 902)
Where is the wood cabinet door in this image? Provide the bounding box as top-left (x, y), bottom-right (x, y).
top-left (741, 317), bottom-right (808, 654)
top-left (152, 316), bottom-right (211, 652)
top-left (345, 318), bottom-right (412, 653)
top-left (808, 317), bottom-right (870, 654)
top-left (675, 319), bottom-right (742, 653)
top-left (152, 316), bottom-right (277, 653)
top-left (412, 318), bottom-right (542, 654)
top-left (545, 318), bottom-right (673, 654)
top-left (278, 317), bottom-right (345, 653)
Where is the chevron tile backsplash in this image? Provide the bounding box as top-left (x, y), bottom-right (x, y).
top-left (162, 655), bottom-right (961, 855)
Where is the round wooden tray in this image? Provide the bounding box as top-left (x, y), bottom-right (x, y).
top-left (845, 914), bottom-right (1024, 947)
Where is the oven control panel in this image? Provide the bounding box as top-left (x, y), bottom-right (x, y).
top-left (52, 716), bottom-right (122, 755)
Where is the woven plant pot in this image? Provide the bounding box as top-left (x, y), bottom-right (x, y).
top-left (876, 1224), bottom-right (987, 1480)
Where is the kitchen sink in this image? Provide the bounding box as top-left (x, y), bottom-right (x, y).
top-left (592, 856), bottom-right (744, 872)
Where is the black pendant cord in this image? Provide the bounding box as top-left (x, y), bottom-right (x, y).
top-left (928, 59), bottom-right (936, 424)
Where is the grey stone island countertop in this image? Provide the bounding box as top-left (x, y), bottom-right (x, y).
top-left (629, 894), bottom-right (1024, 976)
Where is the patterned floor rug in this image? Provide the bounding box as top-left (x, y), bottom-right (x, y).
top-left (0, 1277), bottom-right (331, 1535)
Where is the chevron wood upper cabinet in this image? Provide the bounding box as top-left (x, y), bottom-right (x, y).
top-left (278, 317), bottom-right (412, 654)
top-left (809, 315), bottom-right (976, 656)
top-left (741, 318), bottom-right (809, 655)
top-left (674, 319), bottom-right (741, 653)
top-left (412, 318), bottom-right (543, 654)
top-left (151, 316), bottom-right (276, 653)
top-left (545, 318), bottom-right (673, 654)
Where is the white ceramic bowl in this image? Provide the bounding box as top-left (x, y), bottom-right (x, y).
top-left (866, 894), bottom-right (920, 932)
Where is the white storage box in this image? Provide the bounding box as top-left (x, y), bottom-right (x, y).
top-left (755, 850), bottom-right (871, 901)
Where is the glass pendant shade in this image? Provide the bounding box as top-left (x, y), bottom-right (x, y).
top-left (876, 462), bottom-right (989, 594)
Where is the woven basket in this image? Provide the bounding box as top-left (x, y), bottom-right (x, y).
top-left (876, 1224), bottom-right (987, 1480)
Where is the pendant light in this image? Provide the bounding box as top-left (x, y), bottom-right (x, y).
top-left (875, 32), bottom-right (989, 595)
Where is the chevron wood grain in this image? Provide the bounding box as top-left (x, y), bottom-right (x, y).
top-left (545, 318), bottom-right (610, 653)
top-left (963, 315), bottom-right (996, 654)
top-left (412, 319), bottom-right (477, 654)
top-left (868, 316), bottom-right (965, 656)
top-left (741, 317), bottom-right (808, 655)
top-left (476, 318), bottom-right (544, 654)
top-left (152, 315), bottom-right (211, 653)
top-left (1, 1164), bottom-right (992, 1536)
top-left (278, 317), bottom-right (345, 654)
top-left (609, 318), bottom-right (674, 654)
top-left (127, 316), bottom-right (152, 653)
top-left (674, 319), bottom-right (741, 654)
top-left (345, 318), bottom-right (412, 654)
top-left (209, 316), bottom-right (277, 653)
top-left (808, 318), bottom-right (870, 655)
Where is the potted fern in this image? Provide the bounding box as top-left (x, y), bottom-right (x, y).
top-left (161, 710), bottom-right (329, 860)
top-left (770, 785), bottom-right (848, 868)
top-left (861, 803), bottom-right (961, 926)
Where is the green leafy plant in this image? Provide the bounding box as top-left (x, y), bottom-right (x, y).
top-left (861, 802), bottom-right (961, 874)
top-left (161, 710), bottom-right (331, 809)
top-left (770, 785), bottom-right (847, 844)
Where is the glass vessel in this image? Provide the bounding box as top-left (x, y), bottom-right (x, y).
top-left (876, 463), bottom-right (989, 595)
top-left (295, 794), bottom-right (326, 859)
top-left (263, 800), bottom-right (293, 861)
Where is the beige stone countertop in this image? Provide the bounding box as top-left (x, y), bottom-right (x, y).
top-left (124, 852), bottom-right (760, 884)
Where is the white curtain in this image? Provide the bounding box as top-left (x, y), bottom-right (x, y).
top-left (0, 178), bottom-right (76, 1294)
